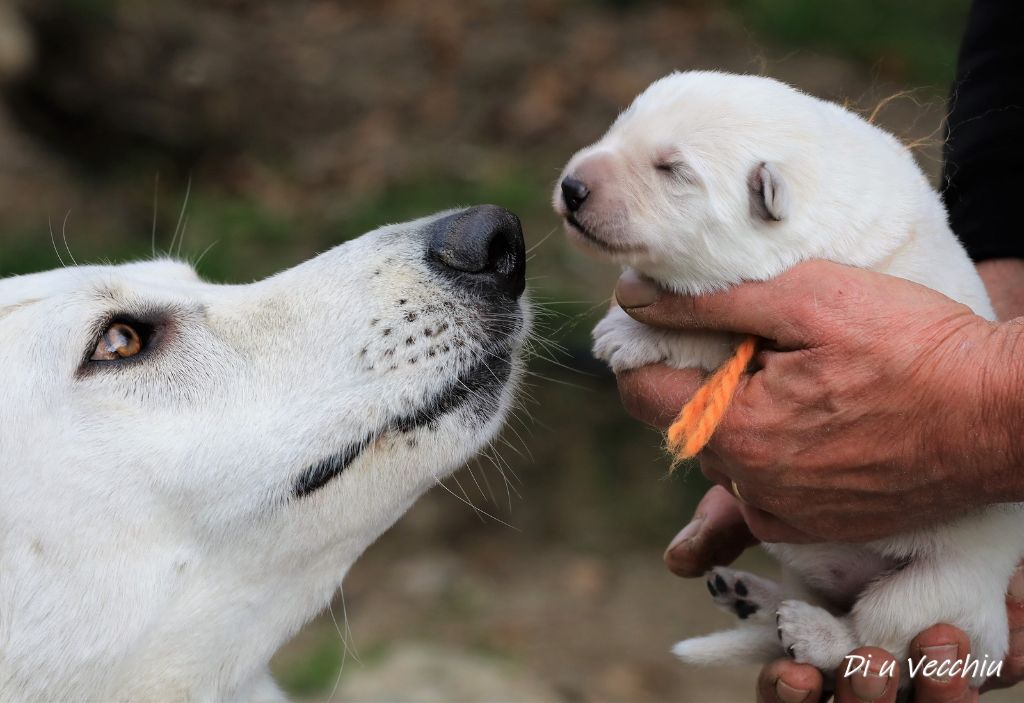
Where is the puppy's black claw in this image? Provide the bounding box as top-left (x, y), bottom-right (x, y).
top-left (734, 580), bottom-right (748, 597)
top-left (707, 580), bottom-right (718, 597)
top-left (786, 644), bottom-right (796, 658)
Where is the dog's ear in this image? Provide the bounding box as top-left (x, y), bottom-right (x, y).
top-left (748, 162), bottom-right (788, 222)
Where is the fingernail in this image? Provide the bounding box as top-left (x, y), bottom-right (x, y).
top-left (615, 270), bottom-right (660, 308)
top-left (921, 643), bottom-right (958, 682)
top-left (850, 670), bottom-right (889, 702)
top-left (1008, 567), bottom-right (1024, 602)
top-left (666, 516), bottom-right (705, 555)
top-left (775, 678), bottom-right (810, 703)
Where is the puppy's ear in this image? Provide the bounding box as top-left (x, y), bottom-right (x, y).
top-left (748, 162), bottom-right (788, 222)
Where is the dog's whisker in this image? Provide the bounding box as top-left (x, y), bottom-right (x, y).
top-left (477, 445), bottom-right (515, 511)
top-left (170, 174), bottom-right (192, 258)
top-left (464, 459), bottom-right (488, 505)
top-left (475, 444), bottom-right (520, 510)
top-left (47, 216), bottom-right (67, 269)
top-left (176, 213), bottom-right (191, 259)
top-left (432, 476), bottom-right (519, 531)
top-left (524, 226), bottom-right (558, 256)
top-left (496, 420), bottom-right (533, 464)
top-left (446, 463), bottom-right (487, 522)
top-left (151, 172), bottom-right (160, 260)
top-left (60, 210), bottom-right (79, 267)
top-left (491, 448), bottom-right (524, 501)
top-left (475, 455), bottom-right (499, 506)
top-left (326, 587), bottom-right (359, 702)
top-left (191, 240), bottom-right (220, 270)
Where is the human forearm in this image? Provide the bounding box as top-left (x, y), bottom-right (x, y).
top-left (982, 320), bottom-right (1024, 504)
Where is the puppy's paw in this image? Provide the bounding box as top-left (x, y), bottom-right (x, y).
top-left (592, 306), bottom-right (737, 374)
top-left (706, 567), bottom-right (782, 622)
top-left (592, 307), bottom-right (666, 372)
top-left (776, 600), bottom-right (857, 671)
top-left (672, 626), bottom-right (784, 666)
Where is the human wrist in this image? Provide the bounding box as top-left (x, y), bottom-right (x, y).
top-left (978, 320), bottom-right (1024, 503)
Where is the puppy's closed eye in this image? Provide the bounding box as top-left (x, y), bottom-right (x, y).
top-left (653, 157), bottom-right (695, 184)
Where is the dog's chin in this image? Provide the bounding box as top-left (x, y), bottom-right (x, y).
top-left (563, 216), bottom-right (645, 259)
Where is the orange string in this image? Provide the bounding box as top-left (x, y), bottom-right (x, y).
top-left (667, 335), bottom-right (758, 463)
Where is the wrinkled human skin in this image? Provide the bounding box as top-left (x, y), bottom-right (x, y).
top-left (615, 260), bottom-right (1024, 543)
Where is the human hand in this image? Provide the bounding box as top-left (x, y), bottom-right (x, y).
top-left (661, 488), bottom-right (1024, 699)
top-left (616, 260), bottom-right (1024, 542)
top-left (756, 583), bottom-right (1024, 702)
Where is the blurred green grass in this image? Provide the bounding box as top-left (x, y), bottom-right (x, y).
top-left (0, 172), bottom-right (553, 281)
top-left (732, 0), bottom-right (970, 87)
top-left (594, 0), bottom-right (968, 87)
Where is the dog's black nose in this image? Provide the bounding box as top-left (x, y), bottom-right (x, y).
top-left (428, 205), bottom-right (526, 298)
top-left (560, 176), bottom-right (589, 212)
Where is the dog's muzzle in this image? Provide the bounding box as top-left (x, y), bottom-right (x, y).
top-left (291, 205), bottom-right (528, 499)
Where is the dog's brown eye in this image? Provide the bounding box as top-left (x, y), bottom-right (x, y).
top-left (91, 322), bottom-right (143, 361)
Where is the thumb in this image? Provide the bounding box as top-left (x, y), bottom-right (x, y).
top-left (664, 485), bottom-right (758, 577)
top-left (982, 563), bottom-right (1024, 691)
top-left (615, 262), bottom-right (845, 347)
top-left (909, 624), bottom-right (976, 702)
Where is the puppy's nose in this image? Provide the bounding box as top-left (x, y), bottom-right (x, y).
top-left (428, 205), bottom-right (526, 298)
top-left (560, 176), bottom-right (589, 212)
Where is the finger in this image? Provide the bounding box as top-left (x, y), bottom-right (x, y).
top-left (909, 624), bottom-right (975, 702)
top-left (700, 465), bottom-right (730, 489)
top-left (756, 658), bottom-right (823, 703)
top-left (737, 503), bottom-right (820, 545)
top-left (615, 261), bottom-right (860, 346)
top-left (695, 453), bottom-right (820, 545)
top-left (982, 564), bottom-right (1024, 691)
top-left (698, 452), bottom-right (731, 487)
top-left (617, 364), bottom-right (704, 429)
top-left (835, 647), bottom-right (900, 703)
top-left (664, 485), bottom-right (758, 577)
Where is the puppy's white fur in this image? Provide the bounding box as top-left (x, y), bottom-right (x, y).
top-left (0, 210), bottom-right (529, 701)
top-left (555, 71), bottom-right (1023, 687)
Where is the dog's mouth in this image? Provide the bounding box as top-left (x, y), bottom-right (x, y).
top-left (292, 348), bottom-right (513, 498)
top-left (564, 214), bottom-right (644, 256)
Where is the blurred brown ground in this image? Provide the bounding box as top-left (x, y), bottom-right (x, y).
top-left (1, 1), bottom-right (1016, 701)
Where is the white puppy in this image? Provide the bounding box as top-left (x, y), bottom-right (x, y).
top-left (0, 206), bottom-right (530, 701)
top-left (554, 71), bottom-right (1023, 687)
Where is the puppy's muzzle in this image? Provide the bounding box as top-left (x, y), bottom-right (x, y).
top-left (428, 205), bottom-right (526, 299)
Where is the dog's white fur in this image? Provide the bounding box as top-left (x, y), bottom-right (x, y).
top-left (554, 71), bottom-right (1024, 687)
top-left (0, 210), bottom-right (529, 700)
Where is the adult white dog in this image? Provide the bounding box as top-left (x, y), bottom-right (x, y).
top-left (0, 205), bottom-right (530, 701)
top-left (554, 71), bottom-right (1024, 688)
